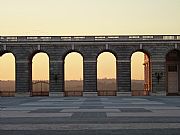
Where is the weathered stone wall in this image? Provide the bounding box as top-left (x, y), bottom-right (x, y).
top-left (0, 36), bottom-right (180, 96)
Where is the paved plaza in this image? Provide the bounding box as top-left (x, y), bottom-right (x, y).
top-left (0, 96), bottom-right (180, 135)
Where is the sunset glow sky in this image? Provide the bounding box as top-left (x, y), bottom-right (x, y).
top-left (0, 0), bottom-right (180, 80)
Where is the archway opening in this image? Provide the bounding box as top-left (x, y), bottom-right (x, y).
top-left (131, 51), bottom-right (151, 96)
top-left (32, 52), bottom-right (49, 96)
top-left (0, 53), bottom-right (15, 96)
top-left (166, 50), bottom-right (180, 96)
top-left (64, 52), bottom-right (83, 96)
top-left (97, 52), bottom-right (117, 96)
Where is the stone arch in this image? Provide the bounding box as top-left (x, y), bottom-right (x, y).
top-left (0, 50), bottom-right (16, 58)
top-left (29, 50), bottom-right (50, 61)
top-left (96, 49), bottom-right (118, 60)
top-left (130, 49), bottom-right (151, 60)
top-left (0, 51), bottom-right (16, 96)
top-left (62, 49), bottom-right (84, 61)
top-left (166, 49), bottom-right (180, 60)
top-left (166, 49), bottom-right (180, 95)
top-left (63, 51), bottom-right (84, 96)
top-left (97, 51), bottom-right (117, 96)
top-left (29, 51), bottom-right (50, 96)
top-left (164, 47), bottom-right (180, 60)
top-left (130, 49), bottom-right (152, 96)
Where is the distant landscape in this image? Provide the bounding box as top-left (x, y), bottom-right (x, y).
top-left (0, 79), bottom-right (144, 92)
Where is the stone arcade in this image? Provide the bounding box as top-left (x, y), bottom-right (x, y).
top-left (0, 35), bottom-right (180, 96)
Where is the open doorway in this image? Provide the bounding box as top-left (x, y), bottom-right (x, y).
top-left (0, 53), bottom-right (15, 96)
top-left (97, 52), bottom-right (117, 96)
top-left (131, 51), bottom-right (151, 96)
top-left (31, 52), bottom-right (49, 96)
top-left (166, 50), bottom-right (180, 96)
top-left (64, 52), bottom-right (83, 96)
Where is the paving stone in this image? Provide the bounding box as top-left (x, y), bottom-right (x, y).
top-left (29, 109), bottom-right (62, 113)
top-left (119, 108), bottom-right (151, 112)
top-left (85, 97), bottom-right (101, 102)
top-left (82, 103), bottom-right (102, 106)
top-left (71, 112), bottom-right (107, 118)
top-left (79, 106), bottom-right (104, 109)
top-left (61, 109), bottom-right (120, 113)
top-left (2, 117), bottom-right (180, 124)
top-left (1, 129), bottom-right (180, 135)
top-left (1, 96), bottom-right (180, 135)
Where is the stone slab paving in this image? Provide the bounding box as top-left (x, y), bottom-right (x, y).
top-left (1, 96), bottom-right (180, 135)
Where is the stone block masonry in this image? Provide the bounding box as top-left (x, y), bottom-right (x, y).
top-left (0, 35), bottom-right (180, 96)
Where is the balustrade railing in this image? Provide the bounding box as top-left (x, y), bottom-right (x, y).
top-left (1, 35), bottom-right (180, 42)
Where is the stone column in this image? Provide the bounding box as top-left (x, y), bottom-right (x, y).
top-left (16, 60), bottom-right (31, 94)
top-left (117, 60), bottom-right (131, 92)
top-left (151, 60), bottom-right (166, 95)
top-left (49, 60), bottom-right (64, 93)
top-left (83, 60), bottom-right (97, 92)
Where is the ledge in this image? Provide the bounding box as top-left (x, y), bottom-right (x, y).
top-left (1, 35), bottom-right (180, 42)
top-left (64, 91), bottom-right (83, 97)
top-left (98, 90), bottom-right (117, 96)
top-left (0, 91), bottom-right (15, 97)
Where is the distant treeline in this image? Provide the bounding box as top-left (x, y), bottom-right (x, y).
top-left (0, 79), bottom-right (144, 91)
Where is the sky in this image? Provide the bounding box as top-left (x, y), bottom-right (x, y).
top-left (0, 0), bottom-right (180, 80)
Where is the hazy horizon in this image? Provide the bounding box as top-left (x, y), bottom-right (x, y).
top-left (0, 79), bottom-right (145, 91)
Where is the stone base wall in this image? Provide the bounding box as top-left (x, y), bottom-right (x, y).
top-left (0, 35), bottom-right (179, 97)
top-left (0, 91), bottom-right (15, 97)
top-left (31, 91), bottom-right (49, 96)
top-left (131, 90), bottom-right (150, 96)
top-left (64, 91), bottom-right (83, 97)
top-left (98, 90), bottom-right (117, 96)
